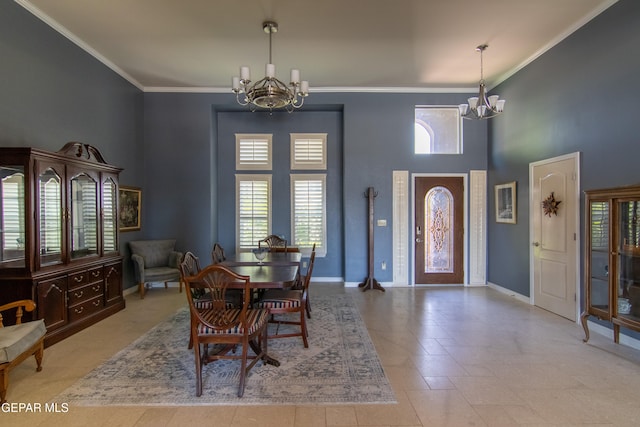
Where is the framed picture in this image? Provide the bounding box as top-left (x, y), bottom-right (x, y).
top-left (119, 186), bottom-right (141, 231)
top-left (495, 181), bottom-right (516, 224)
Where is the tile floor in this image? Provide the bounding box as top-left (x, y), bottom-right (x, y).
top-left (4, 284), bottom-right (640, 426)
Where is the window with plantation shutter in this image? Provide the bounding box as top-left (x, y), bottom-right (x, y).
top-left (291, 174), bottom-right (326, 257)
top-left (290, 133), bottom-right (326, 170)
top-left (236, 175), bottom-right (271, 250)
top-left (236, 134), bottom-right (272, 170)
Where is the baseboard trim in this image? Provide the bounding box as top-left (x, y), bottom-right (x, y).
top-left (487, 281), bottom-right (531, 305)
top-left (586, 320), bottom-right (640, 351)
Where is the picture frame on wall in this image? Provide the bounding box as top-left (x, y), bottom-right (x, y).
top-left (119, 186), bottom-right (141, 231)
top-left (495, 181), bottom-right (516, 224)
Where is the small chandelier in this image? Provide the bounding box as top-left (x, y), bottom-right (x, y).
top-left (458, 44), bottom-right (505, 120)
top-left (232, 21), bottom-right (309, 112)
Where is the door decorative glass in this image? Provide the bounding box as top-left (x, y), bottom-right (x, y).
top-left (424, 186), bottom-right (454, 273)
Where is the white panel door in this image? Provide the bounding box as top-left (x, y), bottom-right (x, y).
top-left (531, 153), bottom-right (579, 321)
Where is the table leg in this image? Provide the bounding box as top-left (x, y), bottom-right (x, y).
top-left (249, 339), bottom-right (280, 367)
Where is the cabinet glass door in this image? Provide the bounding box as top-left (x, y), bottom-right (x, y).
top-left (618, 200), bottom-right (640, 320)
top-left (39, 167), bottom-right (63, 265)
top-left (589, 200), bottom-right (610, 313)
top-left (102, 178), bottom-right (117, 253)
top-left (0, 166), bottom-right (26, 267)
top-left (70, 173), bottom-right (98, 259)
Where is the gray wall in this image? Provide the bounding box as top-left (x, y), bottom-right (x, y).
top-left (0, 1), bottom-right (144, 285)
top-left (488, 0), bottom-right (640, 297)
top-left (142, 92), bottom-right (487, 283)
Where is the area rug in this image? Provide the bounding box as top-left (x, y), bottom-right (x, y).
top-left (55, 294), bottom-right (396, 406)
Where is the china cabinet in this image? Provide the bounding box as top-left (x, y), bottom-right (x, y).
top-left (0, 143), bottom-right (124, 346)
top-left (581, 185), bottom-right (640, 343)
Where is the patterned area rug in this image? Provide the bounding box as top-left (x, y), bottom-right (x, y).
top-left (56, 294), bottom-right (396, 406)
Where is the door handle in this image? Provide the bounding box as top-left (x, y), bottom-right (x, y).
top-left (532, 242), bottom-right (540, 247)
top-left (416, 238), bottom-right (423, 243)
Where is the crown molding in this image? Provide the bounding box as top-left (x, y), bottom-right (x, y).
top-left (142, 86), bottom-right (479, 94)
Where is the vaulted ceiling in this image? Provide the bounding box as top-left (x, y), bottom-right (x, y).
top-left (18, 0), bottom-right (618, 92)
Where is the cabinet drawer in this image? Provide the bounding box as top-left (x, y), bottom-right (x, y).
top-left (68, 296), bottom-right (103, 322)
top-left (87, 267), bottom-right (103, 283)
top-left (67, 282), bottom-right (103, 305)
top-left (68, 271), bottom-right (89, 289)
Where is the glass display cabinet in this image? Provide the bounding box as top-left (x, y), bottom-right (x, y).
top-left (0, 143), bottom-right (124, 346)
top-left (582, 185), bottom-right (640, 343)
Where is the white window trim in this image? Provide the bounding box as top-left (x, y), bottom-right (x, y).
top-left (290, 133), bottom-right (327, 170)
top-left (235, 174), bottom-right (272, 251)
top-left (290, 173), bottom-right (327, 257)
top-left (414, 106), bottom-right (463, 155)
top-left (235, 133), bottom-right (272, 170)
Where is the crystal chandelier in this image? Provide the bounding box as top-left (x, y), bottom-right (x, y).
top-left (232, 21), bottom-right (309, 112)
top-left (458, 44), bottom-right (505, 120)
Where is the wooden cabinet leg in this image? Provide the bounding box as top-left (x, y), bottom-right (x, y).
top-left (580, 311), bottom-right (590, 342)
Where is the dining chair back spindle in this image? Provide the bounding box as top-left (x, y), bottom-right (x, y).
top-left (258, 235), bottom-right (287, 251)
top-left (183, 264), bottom-right (270, 397)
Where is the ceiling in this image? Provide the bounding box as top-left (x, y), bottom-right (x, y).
top-left (18, 0), bottom-right (617, 93)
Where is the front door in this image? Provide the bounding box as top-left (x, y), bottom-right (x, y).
top-left (415, 176), bottom-right (464, 284)
top-left (530, 153), bottom-right (579, 321)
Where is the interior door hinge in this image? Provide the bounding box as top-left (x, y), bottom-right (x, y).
top-left (574, 233), bottom-right (577, 241)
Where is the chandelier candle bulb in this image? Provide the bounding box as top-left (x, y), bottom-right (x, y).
top-left (240, 66), bottom-right (250, 82)
top-left (300, 80), bottom-right (309, 94)
top-left (290, 69), bottom-right (300, 84)
top-left (496, 99), bottom-right (506, 112)
top-left (488, 95), bottom-right (499, 107)
top-left (232, 77), bottom-right (240, 90)
top-left (266, 63), bottom-right (275, 78)
top-left (468, 97), bottom-right (479, 110)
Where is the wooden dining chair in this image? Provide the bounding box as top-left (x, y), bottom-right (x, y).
top-left (183, 264), bottom-right (270, 397)
top-left (254, 248), bottom-right (316, 348)
top-left (179, 252), bottom-right (202, 350)
top-left (258, 235), bottom-right (287, 251)
top-left (298, 243), bottom-right (316, 318)
top-left (211, 243), bottom-right (226, 264)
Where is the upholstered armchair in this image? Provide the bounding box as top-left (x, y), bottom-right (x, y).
top-left (129, 239), bottom-right (183, 299)
top-left (0, 299), bottom-right (45, 403)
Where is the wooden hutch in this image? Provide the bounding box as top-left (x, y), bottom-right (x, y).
top-left (0, 143), bottom-right (125, 346)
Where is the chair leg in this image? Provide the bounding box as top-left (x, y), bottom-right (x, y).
top-left (34, 341), bottom-right (44, 372)
top-left (194, 342), bottom-right (203, 397)
top-left (305, 298), bottom-right (311, 319)
top-left (164, 281), bottom-right (169, 289)
top-left (139, 282), bottom-right (145, 299)
top-left (238, 340), bottom-right (249, 397)
top-left (300, 310), bottom-right (309, 348)
top-left (0, 368), bottom-right (7, 404)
